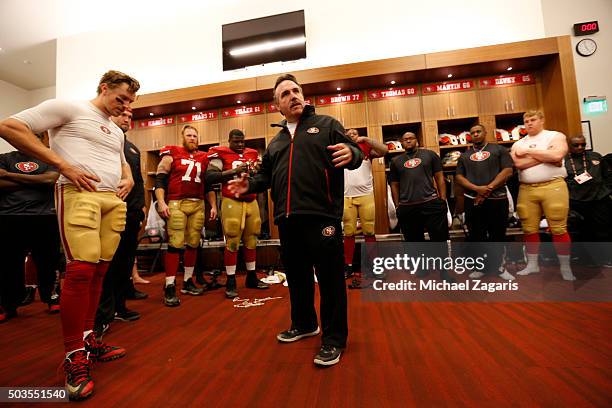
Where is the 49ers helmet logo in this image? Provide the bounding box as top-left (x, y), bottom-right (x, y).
top-left (404, 158), bottom-right (422, 168)
top-left (15, 162), bottom-right (39, 173)
top-left (100, 125), bottom-right (111, 134)
top-left (469, 151), bottom-right (490, 161)
top-left (306, 127), bottom-right (320, 134)
top-left (322, 226), bottom-right (336, 237)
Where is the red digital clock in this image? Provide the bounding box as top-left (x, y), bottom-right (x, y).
top-left (574, 21), bottom-right (599, 36)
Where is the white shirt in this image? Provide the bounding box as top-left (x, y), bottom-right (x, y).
top-left (12, 99), bottom-right (126, 192)
top-left (514, 129), bottom-right (567, 184)
top-left (345, 158), bottom-right (373, 197)
top-left (287, 122), bottom-right (297, 139)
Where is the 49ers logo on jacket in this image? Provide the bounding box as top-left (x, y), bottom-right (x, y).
top-left (403, 158), bottom-right (422, 168)
top-left (469, 151), bottom-right (490, 162)
top-left (306, 127), bottom-right (320, 134)
top-left (15, 162), bottom-right (39, 173)
top-left (100, 125), bottom-right (111, 134)
top-left (322, 226), bottom-right (336, 237)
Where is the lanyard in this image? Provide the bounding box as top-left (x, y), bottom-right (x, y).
top-left (569, 153), bottom-right (588, 176)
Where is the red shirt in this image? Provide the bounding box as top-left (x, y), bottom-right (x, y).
top-left (208, 146), bottom-right (259, 202)
top-left (159, 146), bottom-right (208, 200)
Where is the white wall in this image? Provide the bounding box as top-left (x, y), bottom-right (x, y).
top-left (541, 0), bottom-right (612, 154)
top-left (56, 0), bottom-right (545, 99)
top-left (0, 80), bottom-right (29, 153)
top-left (0, 83), bottom-right (56, 153)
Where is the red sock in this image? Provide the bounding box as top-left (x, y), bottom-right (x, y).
top-left (344, 236), bottom-right (355, 265)
top-left (165, 251), bottom-right (180, 277)
top-left (184, 247), bottom-right (197, 268)
top-left (224, 249), bottom-right (238, 268)
top-left (83, 261), bottom-right (109, 332)
top-left (60, 261), bottom-right (96, 353)
top-left (524, 233), bottom-right (540, 255)
top-left (243, 248), bottom-right (256, 264)
top-left (552, 232), bottom-right (571, 256)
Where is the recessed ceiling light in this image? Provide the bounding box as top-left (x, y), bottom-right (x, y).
top-left (23, 59), bottom-right (32, 65)
top-left (336, 87), bottom-right (341, 91)
top-left (149, 112), bottom-right (154, 116)
top-left (507, 66), bottom-right (513, 71)
top-left (236, 100), bottom-right (241, 104)
top-left (390, 80), bottom-right (396, 85)
top-left (447, 74), bottom-right (453, 78)
top-left (192, 106), bottom-right (196, 110)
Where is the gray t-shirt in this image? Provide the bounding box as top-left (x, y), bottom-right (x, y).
top-left (456, 144), bottom-right (513, 199)
top-left (389, 149), bottom-right (442, 205)
top-left (12, 99), bottom-right (126, 192)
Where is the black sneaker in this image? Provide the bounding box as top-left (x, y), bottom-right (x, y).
top-left (48, 294), bottom-right (60, 314)
top-left (277, 326), bottom-right (320, 343)
top-left (163, 284), bottom-right (180, 307)
top-left (225, 275), bottom-right (238, 298)
top-left (245, 271), bottom-right (269, 289)
top-left (348, 277), bottom-right (362, 289)
top-left (344, 265), bottom-right (353, 279)
top-left (313, 345), bottom-right (342, 366)
top-left (114, 309), bottom-right (140, 321)
top-left (126, 289), bottom-right (148, 300)
top-left (21, 286), bottom-right (36, 306)
top-left (181, 278), bottom-right (204, 296)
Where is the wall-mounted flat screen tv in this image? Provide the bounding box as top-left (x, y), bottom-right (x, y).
top-left (222, 10), bottom-right (306, 71)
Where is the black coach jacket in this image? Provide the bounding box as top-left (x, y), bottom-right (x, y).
top-left (248, 105), bottom-right (363, 223)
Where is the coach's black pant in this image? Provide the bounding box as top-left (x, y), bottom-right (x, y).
top-left (0, 215), bottom-right (60, 313)
top-left (278, 215), bottom-right (347, 348)
top-left (464, 197), bottom-right (509, 274)
top-left (95, 210), bottom-right (143, 327)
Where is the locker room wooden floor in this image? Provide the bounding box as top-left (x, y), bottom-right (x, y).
top-left (1, 270), bottom-right (611, 407)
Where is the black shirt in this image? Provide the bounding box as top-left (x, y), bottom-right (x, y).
top-left (124, 137), bottom-right (145, 212)
top-left (0, 151), bottom-right (57, 216)
top-left (389, 149), bottom-right (442, 205)
top-left (565, 151), bottom-right (611, 201)
top-left (456, 144), bottom-right (513, 199)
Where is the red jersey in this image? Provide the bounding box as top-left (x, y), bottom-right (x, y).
top-left (159, 146), bottom-right (208, 200)
top-left (208, 146), bottom-right (259, 201)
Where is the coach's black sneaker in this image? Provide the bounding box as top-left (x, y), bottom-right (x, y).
top-left (126, 289), bottom-right (148, 300)
top-left (344, 265), bottom-right (353, 279)
top-left (164, 284), bottom-right (180, 307)
top-left (314, 345), bottom-right (342, 366)
top-left (114, 309), bottom-right (140, 321)
top-left (225, 276), bottom-right (238, 299)
top-left (181, 278), bottom-right (204, 296)
top-left (277, 326), bottom-right (320, 343)
top-left (245, 271), bottom-right (269, 289)
top-left (64, 350), bottom-right (94, 401)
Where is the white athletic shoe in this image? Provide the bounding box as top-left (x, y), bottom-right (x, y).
top-left (468, 271), bottom-right (485, 279)
top-left (498, 270), bottom-right (515, 281)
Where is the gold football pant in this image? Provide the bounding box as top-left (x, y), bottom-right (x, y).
top-left (516, 178), bottom-right (569, 235)
top-left (167, 199), bottom-right (205, 249)
top-left (55, 185), bottom-right (126, 263)
top-left (221, 197), bottom-right (261, 252)
top-left (343, 193), bottom-right (376, 236)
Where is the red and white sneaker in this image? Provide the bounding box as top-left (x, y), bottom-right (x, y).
top-left (84, 333), bottom-right (126, 362)
top-left (64, 350), bottom-right (94, 401)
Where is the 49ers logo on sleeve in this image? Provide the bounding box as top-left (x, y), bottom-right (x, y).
top-left (403, 158), bottom-right (422, 168)
top-left (15, 162), bottom-right (39, 173)
top-left (469, 151), bottom-right (490, 161)
top-left (306, 127), bottom-right (320, 134)
top-left (322, 226), bottom-right (336, 237)
top-left (100, 125), bottom-right (111, 134)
